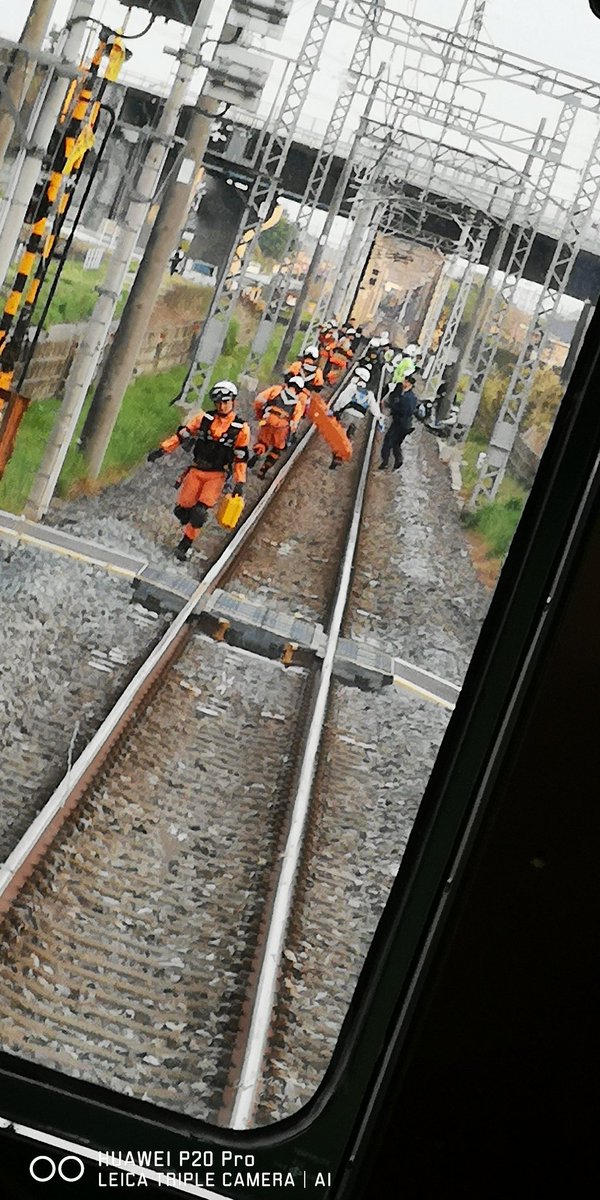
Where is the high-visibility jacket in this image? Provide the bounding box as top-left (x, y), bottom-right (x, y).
top-left (254, 385), bottom-right (303, 429)
top-left (391, 355), bottom-right (416, 386)
top-left (317, 330), bottom-right (336, 369)
top-left (336, 335), bottom-right (354, 361)
top-left (160, 409), bottom-right (250, 483)
top-left (318, 329), bottom-right (336, 349)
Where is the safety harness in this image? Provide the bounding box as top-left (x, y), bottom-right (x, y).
top-left (183, 412), bottom-right (247, 472)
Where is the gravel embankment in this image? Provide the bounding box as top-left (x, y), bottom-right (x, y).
top-left (0, 416), bottom-right (494, 1128)
top-left (257, 680), bottom-right (451, 1123)
top-left (0, 638), bottom-right (307, 1118)
top-left (252, 426), bottom-right (491, 1123)
top-left (45, 416), bottom-right (306, 578)
top-left (0, 546), bottom-right (169, 859)
top-left (348, 425), bottom-right (490, 682)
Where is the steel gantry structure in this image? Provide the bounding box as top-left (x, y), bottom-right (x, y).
top-left (3, 0), bottom-right (600, 517)
top-left (468, 116), bottom-right (600, 505)
top-left (450, 99), bottom-right (581, 445)
top-left (177, 0), bottom-right (341, 408)
top-left (248, 0), bottom-right (384, 370)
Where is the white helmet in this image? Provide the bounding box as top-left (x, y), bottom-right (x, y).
top-left (211, 379), bottom-right (238, 399)
top-left (405, 344), bottom-right (419, 357)
top-left (379, 331), bottom-right (390, 345)
top-left (286, 375), bottom-right (305, 391)
top-left (368, 337), bottom-right (381, 348)
top-left (303, 345), bottom-right (319, 359)
top-left (355, 366), bottom-right (371, 384)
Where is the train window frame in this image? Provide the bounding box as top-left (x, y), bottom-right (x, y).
top-left (2, 4), bottom-right (600, 1196)
top-left (2, 225), bottom-right (599, 1200)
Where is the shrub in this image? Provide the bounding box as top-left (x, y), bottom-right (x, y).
top-left (463, 494), bottom-right (525, 560)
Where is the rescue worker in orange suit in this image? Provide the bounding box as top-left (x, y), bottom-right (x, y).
top-left (147, 380), bottom-right (249, 561)
top-left (317, 323), bottom-right (337, 370)
top-left (284, 345), bottom-right (324, 416)
top-left (323, 329), bottom-right (353, 387)
top-left (318, 321), bottom-right (336, 354)
top-left (249, 375), bottom-right (305, 479)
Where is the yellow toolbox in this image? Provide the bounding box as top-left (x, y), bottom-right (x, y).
top-left (216, 494), bottom-right (245, 529)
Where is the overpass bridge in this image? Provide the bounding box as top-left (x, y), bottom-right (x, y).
top-left (97, 78), bottom-right (600, 303)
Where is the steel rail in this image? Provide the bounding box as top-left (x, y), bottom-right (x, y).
top-left (0, 351), bottom-right (362, 895)
top-left (230, 412), bottom-right (377, 1130)
top-left (0, 412), bottom-right (325, 908)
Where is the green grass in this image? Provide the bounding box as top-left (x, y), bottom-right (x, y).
top-left (2, 256), bottom-right (210, 334)
top-left (0, 294), bottom-right (311, 516)
top-left (462, 494), bottom-right (525, 560)
top-left (0, 320), bottom-right (306, 514)
top-left (459, 431), bottom-right (488, 493)
top-left (0, 365), bottom-right (187, 514)
top-left (256, 326), bottom-right (304, 384)
top-left (0, 399), bottom-right (62, 514)
top-left (208, 317), bottom-right (253, 391)
top-left (0, 258), bottom-right (131, 331)
top-left (459, 432), bottom-right (528, 562)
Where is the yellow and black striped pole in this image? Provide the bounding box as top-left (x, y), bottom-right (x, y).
top-left (0, 32), bottom-right (125, 397)
top-left (0, 32), bottom-right (125, 476)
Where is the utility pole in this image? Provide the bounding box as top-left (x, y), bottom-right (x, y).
top-left (328, 198), bottom-right (380, 323)
top-left (246, 0), bottom-right (382, 368)
top-left (26, 0), bottom-right (224, 519)
top-left (175, 0), bottom-right (336, 410)
top-left (347, 226), bottom-right (380, 324)
top-left (76, 0), bottom-right (285, 481)
top-left (78, 97), bottom-right (221, 481)
top-left (26, 0), bottom-right (279, 514)
top-left (435, 187), bottom-right (522, 422)
top-left (0, 0), bottom-right (59, 169)
top-left (0, 0), bottom-right (95, 289)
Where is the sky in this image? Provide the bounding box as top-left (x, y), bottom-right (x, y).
top-left (4, 0), bottom-right (600, 82)
top-left (4, 1), bottom-right (600, 245)
top-left (5, 1), bottom-right (600, 99)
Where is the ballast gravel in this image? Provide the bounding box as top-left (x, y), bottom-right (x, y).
top-left (347, 425), bottom-right (491, 683)
top-left (0, 544), bottom-right (169, 859)
top-left (0, 415), bottom-right (496, 1127)
top-left (257, 680), bottom-right (451, 1123)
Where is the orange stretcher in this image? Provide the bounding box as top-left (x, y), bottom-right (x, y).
top-left (306, 394), bottom-right (352, 461)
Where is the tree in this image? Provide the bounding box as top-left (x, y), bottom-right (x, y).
top-left (524, 365), bottom-right (563, 440)
top-left (257, 214), bottom-right (297, 262)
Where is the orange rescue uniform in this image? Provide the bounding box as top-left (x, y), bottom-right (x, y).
top-left (254, 385), bottom-right (304, 452)
top-left (325, 337), bottom-right (353, 385)
top-left (287, 359), bottom-right (325, 414)
top-left (317, 329), bottom-right (336, 372)
top-left (160, 409), bottom-right (250, 542)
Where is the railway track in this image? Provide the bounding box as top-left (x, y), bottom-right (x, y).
top-left (0, 382), bottom-right (347, 860)
top-left (0, 551), bottom-right (170, 861)
top-left (0, 398), bottom-right (406, 1122)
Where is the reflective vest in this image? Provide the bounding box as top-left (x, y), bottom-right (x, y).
top-left (265, 388), bottom-right (299, 418)
top-left (191, 412), bottom-right (246, 471)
